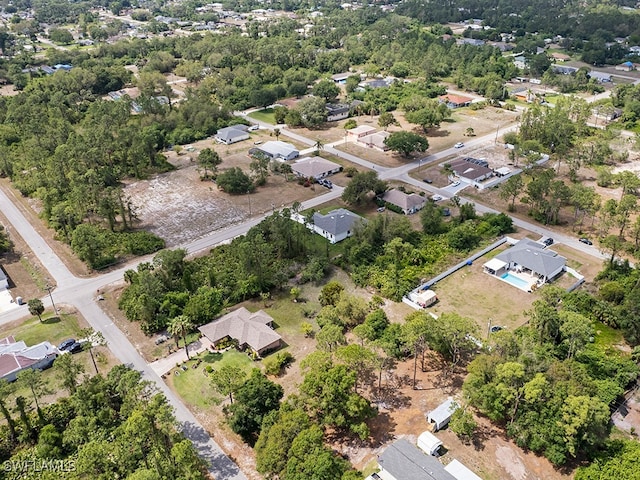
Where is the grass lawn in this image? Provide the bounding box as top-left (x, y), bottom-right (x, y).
top-left (0, 313), bottom-right (84, 346)
top-left (248, 108), bottom-right (276, 125)
top-left (592, 320), bottom-right (625, 353)
top-left (170, 350), bottom-right (255, 409)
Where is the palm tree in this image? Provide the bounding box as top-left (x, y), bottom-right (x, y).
top-left (314, 138), bottom-right (324, 153)
top-left (168, 315), bottom-right (194, 360)
top-left (273, 128), bottom-right (281, 141)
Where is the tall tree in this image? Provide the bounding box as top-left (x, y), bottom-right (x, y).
top-left (55, 353), bottom-right (85, 395)
top-left (210, 365), bottom-right (245, 404)
top-left (168, 315), bottom-right (193, 360)
top-left (384, 131), bottom-right (429, 157)
top-left (27, 298), bottom-right (45, 322)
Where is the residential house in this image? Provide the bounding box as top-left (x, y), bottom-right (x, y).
top-left (214, 125), bottom-right (250, 145)
top-left (331, 72), bottom-right (352, 84)
top-left (483, 238), bottom-right (566, 291)
top-left (427, 397), bottom-right (458, 431)
top-left (291, 156), bottom-right (341, 180)
top-left (0, 267), bottom-right (7, 290)
top-left (250, 141), bottom-right (299, 161)
top-left (311, 208), bottom-right (365, 243)
top-left (552, 65), bottom-right (578, 75)
top-left (347, 125), bottom-right (376, 139)
top-left (458, 38), bottom-right (485, 47)
top-left (630, 45), bottom-right (640, 55)
top-left (357, 130), bottom-right (390, 151)
top-left (0, 337), bottom-right (58, 382)
top-left (513, 55), bottom-right (527, 70)
top-left (449, 158), bottom-right (494, 184)
top-left (589, 70), bottom-right (613, 83)
top-left (198, 307), bottom-right (281, 356)
top-left (439, 94), bottom-right (473, 108)
top-left (359, 77), bottom-right (394, 89)
top-left (382, 189), bottom-right (426, 215)
top-left (370, 439), bottom-right (456, 480)
top-left (550, 52), bottom-right (570, 62)
top-left (326, 103), bottom-right (350, 122)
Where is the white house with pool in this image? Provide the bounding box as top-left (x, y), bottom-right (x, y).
top-left (483, 239), bottom-right (566, 292)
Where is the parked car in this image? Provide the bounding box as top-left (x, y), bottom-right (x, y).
top-left (542, 237), bottom-right (554, 247)
top-left (318, 179), bottom-right (333, 189)
top-left (442, 208), bottom-right (451, 217)
top-left (248, 125), bottom-right (260, 131)
top-left (68, 341), bottom-right (84, 354)
top-left (454, 142), bottom-right (464, 148)
top-left (155, 334), bottom-right (170, 345)
top-left (58, 338), bottom-right (76, 351)
top-left (377, 207), bottom-right (386, 212)
top-left (451, 180), bottom-right (461, 187)
top-left (431, 194), bottom-right (443, 202)
top-left (579, 238), bottom-right (593, 245)
top-left (422, 178), bottom-right (433, 184)
top-left (490, 325), bottom-right (504, 334)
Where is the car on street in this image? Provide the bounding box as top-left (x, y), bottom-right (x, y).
top-left (431, 194), bottom-right (443, 201)
top-left (579, 238), bottom-right (593, 245)
top-left (58, 338), bottom-right (76, 351)
top-left (542, 237), bottom-right (554, 247)
top-left (422, 178), bottom-right (433, 184)
top-left (454, 142), bottom-right (464, 148)
top-left (451, 180), bottom-right (461, 187)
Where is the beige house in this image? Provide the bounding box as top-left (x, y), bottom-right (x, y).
top-left (292, 156), bottom-right (341, 180)
top-left (382, 189), bottom-right (426, 215)
top-left (198, 307), bottom-right (281, 356)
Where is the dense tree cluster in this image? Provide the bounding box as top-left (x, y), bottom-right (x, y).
top-left (464, 285), bottom-right (639, 466)
top-left (119, 211), bottom-right (328, 333)
top-left (0, 364), bottom-right (207, 480)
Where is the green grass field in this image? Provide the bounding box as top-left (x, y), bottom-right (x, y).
top-left (0, 313), bottom-right (84, 346)
top-left (248, 108), bottom-right (276, 124)
top-left (171, 350), bottom-right (255, 409)
top-left (592, 320), bottom-right (624, 353)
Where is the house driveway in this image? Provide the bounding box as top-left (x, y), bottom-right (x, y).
top-left (150, 337), bottom-right (214, 376)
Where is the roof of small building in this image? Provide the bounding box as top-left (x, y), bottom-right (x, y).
top-left (313, 208), bottom-right (364, 237)
top-left (378, 439), bottom-right (456, 480)
top-left (428, 397), bottom-right (457, 425)
top-left (0, 266), bottom-right (6, 283)
top-left (292, 156), bottom-right (341, 177)
top-left (215, 125), bottom-right (249, 141)
top-left (198, 307), bottom-right (281, 353)
top-left (439, 93), bottom-right (473, 105)
top-left (348, 125), bottom-right (376, 135)
top-left (382, 189), bottom-right (426, 211)
top-left (326, 103), bottom-right (350, 114)
top-left (358, 130), bottom-right (390, 149)
top-left (495, 239), bottom-right (566, 277)
top-left (444, 459), bottom-right (483, 480)
top-left (256, 141), bottom-right (298, 158)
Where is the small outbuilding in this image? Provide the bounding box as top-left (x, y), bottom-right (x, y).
top-left (427, 397), bottom-right (458, 431)
top-left (413, 289), bottom-right (437, 308)
top-left (417, 431), bottom-right (444, 456)
top-left (444, 459), bottom-right (483, 480)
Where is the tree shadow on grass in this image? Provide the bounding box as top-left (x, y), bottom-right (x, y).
top-left (42, 316), bottom-right (60, 325)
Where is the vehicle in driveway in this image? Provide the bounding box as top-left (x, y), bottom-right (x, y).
top-left (58, 338), bottom-right (76, 351)
top-left (454, 142), bottom-right (464, 148)
top-left (248, 125), bottom-right (260, 131)
top-left (579, 238), bottom-right (593, 245)
top-left (422, 178), bottom-right (432, 184)
top-left (542, 237), bottom-right (554, 247)
top-left (431, 194), bottom-right (443, 201)
top-left (68, 341), bottom-right (84, 354)
top-left (451, 180), bottom-right (460, 187)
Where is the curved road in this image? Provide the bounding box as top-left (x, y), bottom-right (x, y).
top-left (0, 99), bottom-right (608, 478)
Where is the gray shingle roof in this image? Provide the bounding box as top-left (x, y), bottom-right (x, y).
top-left (382, 189), bottom-right (426, 212)
top-left (378, 439), bottom-right (457, 480)
top-left (312, 209), bottom-right (364, 237)
top-left (215, 126), bottom-right (249, 142)
top-left (292, 156), bottom-right (340, 178)
top-left (495, 239), bottom-right (566, 278)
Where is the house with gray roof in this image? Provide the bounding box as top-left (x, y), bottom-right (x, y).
top-left (483, 238), bottom-right (566, 291)
top-left (214, 125), bottom-right (250, 145)
top-left (250, 141), bottom-right (299, 161)
top-left (292, 156), bottom-right (341, 180)
top-left (382, 189), bottom-right (427, 215)
top-left (312, 208), bottom-right (364, 243)
top-left (372, 439), bottom-right (457, 480)
top-left (198, 307), bottom-right (281, 356)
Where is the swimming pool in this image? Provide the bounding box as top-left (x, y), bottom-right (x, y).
top-left (500, 272), bottom-right (531, 291)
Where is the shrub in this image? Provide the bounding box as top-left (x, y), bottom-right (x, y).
top-left (263, 351), bottom-right (294, 376)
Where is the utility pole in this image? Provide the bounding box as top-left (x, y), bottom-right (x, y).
top-left (45, 283), bottom-right (58, 315)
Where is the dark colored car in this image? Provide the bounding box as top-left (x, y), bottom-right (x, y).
top-left (543, 237), bottom-right (554, 247)
top-left (490, 325), bottom-right (504, 333)
top-left (68, 341), bottom-right (84, 354)
top-left (58, 338), bottom-right (76, 351)
top-left (579, 238), bottom-right (593, 245)
top-left (423, 178), bottom-right (433, 184)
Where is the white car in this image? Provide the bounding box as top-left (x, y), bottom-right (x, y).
top-left (454, 142), bottom-right (464, 148)
top-left (431, 194), bottom-right (443, 201)
top-left (451, 180), bottom-right (461, 187)
top-left (248, 125), bottom-right (260, 131)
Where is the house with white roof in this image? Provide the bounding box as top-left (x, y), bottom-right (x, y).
top-left (250, 141), bottom-right (299, 161)
top-left (357, 130), bottom-right (390, 151)
top-left (347, 125), bottom-right (376, 139)
top-left (292, 156), bottom-right (341, 180)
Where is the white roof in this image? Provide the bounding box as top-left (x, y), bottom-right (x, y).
top-left (495, 166), bottom-right (511, 175)
top-left (416, 290), bottom-right (437, 302)
top-left (417, 431), bottom-right (443, 455)
top-left (292, 156), bottom-right (340, 177)
top-left (258, 141), bottom-right (298, 158)
top-left (483, 257), bottom-right (507, 271)
top-left (348, 125), bottom-right (376, 135)
top-left (444, 459), bottom-right (483, 480)
top-left (428, 397), bottom-right (457, 424)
